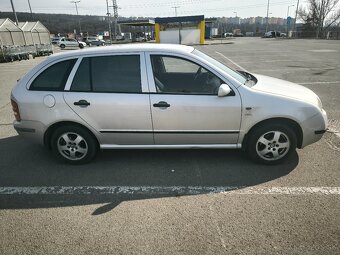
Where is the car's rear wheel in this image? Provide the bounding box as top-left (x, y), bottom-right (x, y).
top-left (51, 125), bottom-right (97, 164)
top-left (247, 123), bottom-right (297, 164)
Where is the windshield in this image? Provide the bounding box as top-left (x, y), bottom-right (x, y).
top-left (192, 49), bottom-right (247, 85)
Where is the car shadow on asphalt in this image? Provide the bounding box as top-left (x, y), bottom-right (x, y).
top-left (0, 135), bottom-right (299, 214)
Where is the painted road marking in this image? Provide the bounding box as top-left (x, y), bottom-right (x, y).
top-left (298, 81), bottom-right (340, 85)
top-left (215, 51), bottom-right (248, 71)
top-left (308, 49), bottom-right (338, 53)
top-left (0, 186), bottom-right (339, 195)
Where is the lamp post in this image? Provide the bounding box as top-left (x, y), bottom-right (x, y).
top-left (265, 0), bottom-right (270, 33)
top-left (70, 0), bottom-right (82, 35)
top-left (9, 0), bottom-right (19, 25)
top-left (292, 0), bottom-right (300, 38)
top-left (172, 6), bottom-right (180, 17)
top-left (27, 0), bottom-right (34, 20)
top-left (286, 5), bottom-right (294, 35)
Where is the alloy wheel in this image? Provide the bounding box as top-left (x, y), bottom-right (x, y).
top-left (57, 132), bottom-right (88, 161)
top-left (255, 131), bottom-right (290, 161)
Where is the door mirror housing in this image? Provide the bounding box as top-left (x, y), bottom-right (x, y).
top-left (218, 84), bottom-right (232, 97)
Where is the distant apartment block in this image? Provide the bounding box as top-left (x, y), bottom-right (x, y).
top-left (240, 17), bottom-right (255, 24)
top-left (255, 16), bottom-right (264, 24)
top-left (237, 16), bottom-right (295, 26)
top-left (226, 17), bottom-right (240, 25)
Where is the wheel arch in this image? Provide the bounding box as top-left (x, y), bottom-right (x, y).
top-left (242, 118), bottom-right (303, 150)
top-left (44, 121), bottom-right (99, 149)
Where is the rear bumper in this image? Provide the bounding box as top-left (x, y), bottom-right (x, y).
top-left (13, 120), bottom-right (46, 145)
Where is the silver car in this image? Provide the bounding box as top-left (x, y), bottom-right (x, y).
top-left (58, 38), bottom-right (86, 49)
top-left (10, 44), bottom-right (328, 164)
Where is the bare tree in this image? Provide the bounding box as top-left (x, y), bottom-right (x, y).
top-left (299, 0), bottom-right (340, 38)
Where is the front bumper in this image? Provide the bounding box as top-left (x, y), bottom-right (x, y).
top-left (301, 109), bottom-right (328, 148)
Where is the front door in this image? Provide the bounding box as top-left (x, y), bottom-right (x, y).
top-left (147, 54), bottom-right (242, 145)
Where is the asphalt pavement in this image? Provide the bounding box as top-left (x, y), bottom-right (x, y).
top-left (0, 38), bottom-right (339, 255)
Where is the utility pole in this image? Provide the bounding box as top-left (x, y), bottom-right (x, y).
top-left (27, 0), bottom-right (34, 21)
top-left (172, 6), bottom-right (180, 17)
top-left (112, 0), bottom-right (121, 39)
top-left (106, 0), bottom-right (112, 43)
top-left (292, 0), bottom-right (300, 38)
top-left (286, 5), bottom-right (294, 35)
top-left (9, 0), bottom-right (19, 25)
top-left (70, 0), bottom-right (82, 35)
top-left (265, 0), bottom-right (270, 33)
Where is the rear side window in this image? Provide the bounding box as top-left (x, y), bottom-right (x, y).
top-left (71, 55), bottom-right (141, 93)
top-left (30, 59), bottom-right (76, 91)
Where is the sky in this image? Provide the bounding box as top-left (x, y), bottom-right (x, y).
top-left (1, 0), bottom-right (307, 19)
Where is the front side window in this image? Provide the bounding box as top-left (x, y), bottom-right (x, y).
top-left (192, 49), bottom-right (247, 85)
top-left (150, 55), bottom-right (222, 95)
top-left (71, 55), bottom-right (141, 93)
top-left (30, 59), bottom-right (76, 91)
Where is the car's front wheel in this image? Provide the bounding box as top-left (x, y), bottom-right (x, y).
top-left (60, 44), bottom-right (65, 49)
top-left (79, 44), bottom-right (84, 49)
top-left (51, 125), bottom-right (98, 164)
top-left (247, 123), bottom-right (297, 164)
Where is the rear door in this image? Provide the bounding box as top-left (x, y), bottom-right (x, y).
top-left (63, 53), bottom-right (154, 145)
top-left (67, 39), bottom-right (79, 47)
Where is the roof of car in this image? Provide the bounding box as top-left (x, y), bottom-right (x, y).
top-left (49, 43), bottom-right (195, 60)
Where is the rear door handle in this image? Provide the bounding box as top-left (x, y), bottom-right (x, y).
top-left (153, 101), bottom-right (170, 108)
top-left (74, 100), bottom-right (90, 106)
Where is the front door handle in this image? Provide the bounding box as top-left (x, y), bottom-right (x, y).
top-left (153, 101), bottom-right (170, 108)
top-left (74, 100), bottom-right (90, 106)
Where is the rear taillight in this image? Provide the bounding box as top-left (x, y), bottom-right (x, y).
top-left (11, 99), bottom-right (21, 121)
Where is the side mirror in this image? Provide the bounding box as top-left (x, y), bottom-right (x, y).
top-left (218, 84), bottom-right (232, 97)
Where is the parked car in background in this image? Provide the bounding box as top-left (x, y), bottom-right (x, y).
top-left (263, 31), bottom-right (286, 38)
top-left (51, 37), bottom-right (62, 44)
top-left (57, 38), bottom-right (86, 49)
top-left (115, 34), bottom-right (125, 41)
top-left (10, 44), bottom-right (327, 165)
top-left (83, 37), bottom-right (105, 46)
top-left (224, 33), bottom-right (233, 37)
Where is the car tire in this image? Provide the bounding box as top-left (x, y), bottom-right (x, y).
top-left (79, 44), bottom-right (84, 49)
top-left (247, 123), bottom-right (297, 165)
top-left (88, 43), bottom-right (92, 46)
top-left (101, 42), bottom-right (105, 46)
top-left (51, 125), bottom-right (98, 164)
top-left (60, 44), bottom-right (65, 49)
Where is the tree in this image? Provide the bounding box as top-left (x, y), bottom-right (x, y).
top-left (299, 0), bottom-right (340, 38)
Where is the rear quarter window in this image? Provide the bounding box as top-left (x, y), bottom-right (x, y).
top-left (29, 59), bottom-right (76, 91)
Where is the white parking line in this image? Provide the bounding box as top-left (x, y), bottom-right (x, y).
top-left (298, 81), bottom-right (340, 85)
top-left (215, 51), bottom-right (247, 71)
top-left (0, 186), bottom-right (339, 195)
